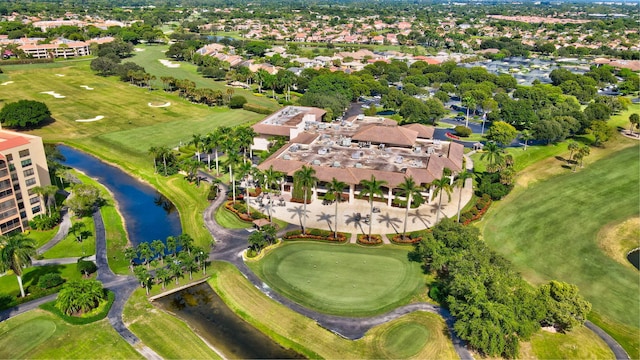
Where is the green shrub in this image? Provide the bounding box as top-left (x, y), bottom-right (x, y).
top-left (229, 95), bottom-right (248, 109)
top-left (29, 212), bottom-right (61, 230)
top-left (77, 260), bottom-right (98, 276)
top-left (243, 103), bottom-right (273, 115)
top-left (454, 126), bottom-right (472, 137)
top-left (37, 273), bottom-right (65, 289)
top-left (207, 184), bottom-right (218, 201)
top-left (40, 291), bottom-right (114, 325)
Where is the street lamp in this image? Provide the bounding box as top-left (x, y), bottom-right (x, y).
top-left (201, 251), bottom-right (206, 275)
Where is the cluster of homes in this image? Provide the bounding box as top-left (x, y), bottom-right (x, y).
top-left (1, 35), bottom-right (114, 59)
top-left (252, 106), bottom-right (464, 205)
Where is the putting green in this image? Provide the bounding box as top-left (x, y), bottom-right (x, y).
top-left (250, 242), bottom-right (424, 316)
top-left (379, 322), bottom-right (430, 358)
top-left (0, 318), bottom-right (56, 358)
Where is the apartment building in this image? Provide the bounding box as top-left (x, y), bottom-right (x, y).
top-left (0, 130), bottom-right (51, 234)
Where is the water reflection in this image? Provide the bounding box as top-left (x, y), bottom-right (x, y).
top-left (154, 193), bottom-right (177, 215)
top-left (155, 283), bottom-right (304, 359)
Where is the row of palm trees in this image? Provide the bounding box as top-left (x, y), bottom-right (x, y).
top-left (157, 76), bottom-right (238, 106)
top-left (293, 165), bottom-right (472, 241)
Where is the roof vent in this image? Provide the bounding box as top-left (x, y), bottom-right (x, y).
top-left (283, 154), bottom-right (291, 160)
top-left (332, 161), bottom-right (340, 168)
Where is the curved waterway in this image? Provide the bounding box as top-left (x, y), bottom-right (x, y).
top-left (58, 145), bottom-right (182, 246)
top-left (628, 249), bottom-right (639, 270)
top-left (155, 282), bottom-right (304, 359)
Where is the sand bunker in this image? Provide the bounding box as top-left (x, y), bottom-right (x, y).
top-left (148, 102), bottom-right (171, 108)
top-left (55, 74), bottom-right (65, 77)
top-left (40, 91), bottom-right (65, 98)
top-left (75, 115), bottom-right (104, 122)
top-left (134, 48), bottom-right (145, 52)
top-left (159, 59), bottom-right (180, 68)
top-left (80, 85), bottom-right (94, 90)
top-left (1, 81), bottom-right (14, 86)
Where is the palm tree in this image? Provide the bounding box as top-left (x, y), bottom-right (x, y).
top-left (0, 233), bottom-right (37, 297)
top-left (454, 171), bottom-right (473, 222)
top-left (629, 113), bottom-right (639, 136)
top-left (236, 127), bottom-right (258, 162)
top-left (167, 236), bottom-right (178, 257)
top-left (480, 142), bottom-right (504, 173)
top-left (359, 175), bottom-right (387, 240)
top-left (576, 145), bottom-right (590, 169)
top-left (124, 247), bottom-right (136, 272)
top-left (237, 161), bottom-right (254, 217)
top-left (151, 239), bottom-right (165, 265)
top-left (157, 146), bottom-right (171, 176)
top-left (31, 185), bottom-right (58, 216)
top-left (462, 96), bottom-right (476, 128)
top-left (520, 129), bottom-right (533, 151)
top-left (155, 268), bottom-right (170, 290)
top-left (189, 133), bottom-right (204, 160)
top-left (431, 177), bottom-right (453, 223)
top-left (148, 146), bottom-right (159, 173)
top-left (133, 267), bottom-right (152, 295)
top-left (397, 176), bottom-right (423, 239)
top-left (208, 128), bottom-right (225, 175)
top-left (226, 151), bottom-right (242, 204)
top-left (264, 165), bottom-right (284, 194)
top-left (169, 261), bottom-right (183, 285)
top-left (178, 233), bottom-right (194, 255)
top-left (179, 252), bottom-right (197, 280)
top-left (326, 178), bottom-right (347, 239)
top-left (293, 165), bottom-right (318, 234)
top-left (255, 69), bottom-right (269, 93)
top-left (137, 242), bottom-right (154, 269)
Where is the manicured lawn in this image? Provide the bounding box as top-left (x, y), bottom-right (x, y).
top-left (210, 261), bottom-right (457, 359)
top-left (128, 44), bottom-right (280, 110)
top-left (471, 141), bottom-right (573, 173)
top-left (27, 227), bottom-right (59, 249)
top-left (248, 242), bottom-right (424, 316)
top-left (0, 264), bottom-right (82, 300)
top-left (41, 216), bottom-right (95, 259)
top-left (528, 326), bottom-right (614, 359)
top-left (608, 103), bottom-right (640, 131)
top-left (215, 205), bottom-right (253, 228)
top-left (0, 310), bottom-right (141, 359)
top-left (481, 145), bottom-right (639, 355)
top-left (123, 289), bottom-right (221, 359)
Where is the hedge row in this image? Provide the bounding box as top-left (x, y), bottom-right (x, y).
top-left (224, 201), bottom-right (266, 222)
top-left (1, 58), bottom-right (54, 65)
top-left (460, 193), bottom-right (492, 225)
top-left (243, 103), bottom-right (273, 115)
top-left (284, 228), bottom-right (347, 242)
top-left (391, 229), bottom-right (432, 244)
top-left (39, 290), bottom-right (115, 325)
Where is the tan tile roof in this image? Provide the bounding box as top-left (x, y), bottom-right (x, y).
top-left (447, 142), bottom-right (464, 171)
top-left (402, 123), bottom-right (435, 139)
top-left (290, 132), bottom-right (319, 145)
top-left (353, 124), bottom-right (418, 147)
top-left (257, 157), bottom-right (305, 176)
top-left (252, 123), bottom-right (291, 137)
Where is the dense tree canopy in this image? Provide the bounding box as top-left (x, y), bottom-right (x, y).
top-left (0, 100), bottom-right (52, 128)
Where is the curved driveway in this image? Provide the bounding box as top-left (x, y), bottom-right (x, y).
top-left (203, 183), bottom-right (474, 359)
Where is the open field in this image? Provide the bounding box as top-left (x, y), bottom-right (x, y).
top-left (248, 242), bottom-right (424, 317)
top-left (210, 261), bottom-right (457, 359)
top-left (0, 310), bottom-right (141, 359)
top-left (527, 326), bottom-right (614, 359)
top-left (129, 44), bottom-right (280, 110)
top-left (481, 145), bottom-right (639, 356)
top-left (123, 288), bottom-right (222, 359)
top-left (0, 264), bottom-right (81, 299)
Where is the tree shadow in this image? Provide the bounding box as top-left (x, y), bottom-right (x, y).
top-left (377, 212), bottom-right (402, 233)
top-left (316, 212), bottom-right (334, 233)
top-left (555, 156), bottom-right (566, 162)
top-left (21, 264), bottom-right (65, 288)
top-left (286, 205), bottom-right (308, 229)
top-left (344, 213), bottom-right (366, 235)
top-left (408, 209), bottom-right (432, 228)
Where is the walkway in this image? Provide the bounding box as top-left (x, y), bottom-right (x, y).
top-left (204, 183), bottom-right (474, 359)
top-left (36, 208), bottom-right (71, 255)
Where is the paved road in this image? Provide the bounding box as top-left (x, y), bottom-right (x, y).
top-left (203, 181), bottom-right (474, 359)
top-left (585, 321), bottom-right (630, 360)
top-left (36, 208), bottom-right (71, 255)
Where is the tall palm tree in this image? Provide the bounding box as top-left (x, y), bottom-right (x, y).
top-left (167, 236), bottom-right (178, 257)
top-left (208, 128), bottom-right (225, 175)
top-left (151, 239), bottom-right (165, 265)
top-left (462, 96), bottom-right (476, 128)
top-left (226, 151), bottom-right (242, 204)
top-left (237, 161), bottom-right (254, 216)
top-left (431, 177), bottom-right (453, 223)
top-left (236, 126), bottom-right (258, 162)
top-left (567, 141), bottom-right (579, 163)
top-left (520, 129), bottom-right (533, 151)
top-left (157, 146), bottom-right (171, 176)
top-left (480, 142), bottom-right (504, 173)
top-left (148, 146), bottom-right (159, 173)
top-left (397, 176), bottom-right (423, 239)
top-left (264, 165), bottom-right (284, 194)
top-left (326, 178), bottom-right (347, 238)
top-left (189, 133), bottom-right (204, 160)
top-left (0, 234), bottom-right (37, 297)
top-left (454, 171), bottom-right (473, 222)
top-left (293, 165), bottom-right (318, 234)
top-left (137, 242), bottom-right (154, 269)
top-left (359, 175), bottom-right (388, 240)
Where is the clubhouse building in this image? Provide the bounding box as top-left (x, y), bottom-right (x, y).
top-left (0, 130), bottom-right (51, 234)
top-left (253, 106), bottom-right (464, 206)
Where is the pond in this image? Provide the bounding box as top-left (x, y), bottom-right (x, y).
top-left (155, 282), bottom-right (304, 359)
top-left (58, 145), bottom-right (182, 247)
top-left (627, 249), bottom-right (639, 270)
